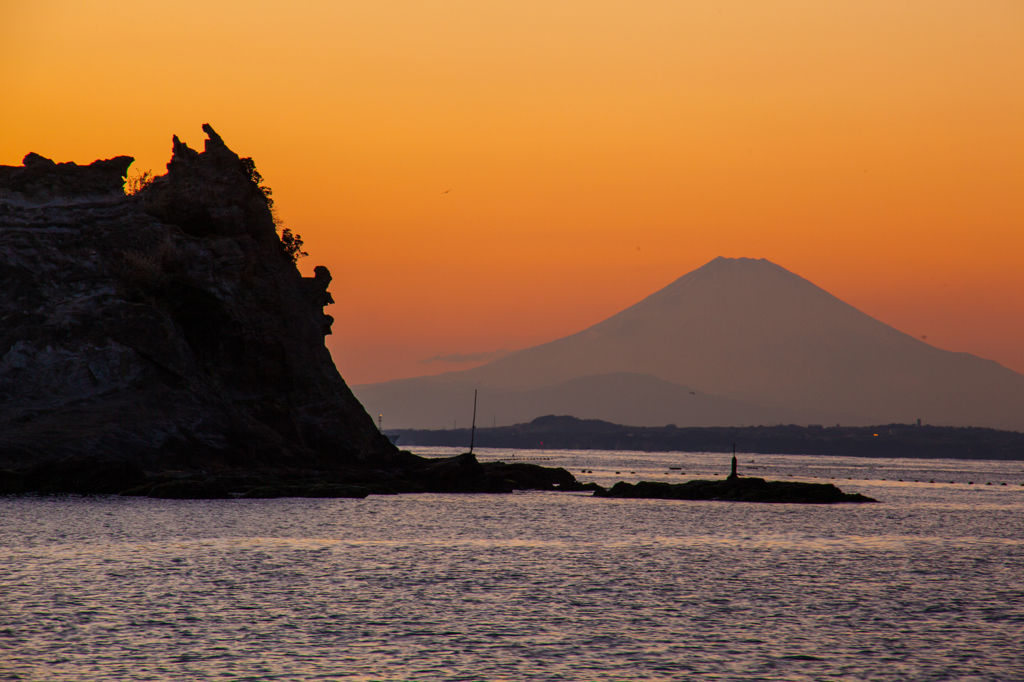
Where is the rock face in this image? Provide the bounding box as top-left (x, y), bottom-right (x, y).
top-left (0, 125), bottom-right (394, 471)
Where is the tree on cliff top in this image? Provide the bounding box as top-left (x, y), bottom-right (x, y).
top-left (240, 156), bottom-right (308, 262)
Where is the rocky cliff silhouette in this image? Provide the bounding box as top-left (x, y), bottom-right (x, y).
top-left (0, 125), bottom-right (394, 471)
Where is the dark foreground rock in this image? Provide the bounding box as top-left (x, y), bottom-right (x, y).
top-left (1, 456), bottom-right (148, 496)
top-left (0, 452), bottom-right (580, 498)
top-left (594, 476), bottom-right (877, 503)
top-left (0, 125), bottom-right (392, 472)
top-left (0, 126), bottom-right (587, 497)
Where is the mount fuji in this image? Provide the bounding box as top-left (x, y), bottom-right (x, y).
top-left (354, 258), bottom-right (1024, 431)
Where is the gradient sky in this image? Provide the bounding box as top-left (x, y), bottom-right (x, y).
top-left (2, 1), bottom-right (1022, 385)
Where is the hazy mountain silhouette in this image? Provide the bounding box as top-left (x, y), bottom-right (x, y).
top-left (356, 372), bottom-right (863, 431)
top-left (355, 258), bottom-right (1024, 430)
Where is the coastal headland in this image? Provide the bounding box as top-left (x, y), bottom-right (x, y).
top-left (0, 126), bottom-right (584, 497)
top-left (0, 128), bottom-right (877, 503)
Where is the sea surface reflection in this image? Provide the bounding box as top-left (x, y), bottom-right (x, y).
top-left (2, 448), bottom-right (1022, 681)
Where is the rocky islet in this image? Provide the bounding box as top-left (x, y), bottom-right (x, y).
top-left (594, 476), bottom-right (877, 503)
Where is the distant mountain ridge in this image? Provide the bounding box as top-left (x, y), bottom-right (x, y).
top-left (357, 372), bottom-right (863, 431)
top-left (355, 258), bottom-right (1024, 431)
top-left (389, 415), bottom-right (1024, 461)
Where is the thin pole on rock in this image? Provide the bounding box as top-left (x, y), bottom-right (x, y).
top-left (469, 389), bottom-right (478, 454)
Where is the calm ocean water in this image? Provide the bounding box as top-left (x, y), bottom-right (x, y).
top-left (2, 448), bottom-right (1022, 681)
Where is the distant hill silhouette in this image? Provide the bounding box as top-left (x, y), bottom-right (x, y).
top-left (355, 258), bottom-right (1024, 430)
top-left (357, 372), bottom-right (861, 430)
top-left (389, 415), bottom-right (1024, 461)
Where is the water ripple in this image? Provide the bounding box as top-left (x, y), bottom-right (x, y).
top-left (2, 451), bottom-right (1023, 680)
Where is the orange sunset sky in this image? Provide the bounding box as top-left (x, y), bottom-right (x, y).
top-left (2, 1), bottom-right (1022, 386)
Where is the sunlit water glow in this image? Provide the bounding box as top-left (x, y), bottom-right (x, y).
top-left (2, 448), bottom-right (1022, 681)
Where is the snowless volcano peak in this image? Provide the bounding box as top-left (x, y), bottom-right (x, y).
top-left (356, 257), bottom-right (1024, 430)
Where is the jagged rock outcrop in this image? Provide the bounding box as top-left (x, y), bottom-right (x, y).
top-left (0, 125), bottom-right (394, 472)
top-left (0, 153), bottom-right (134, 204)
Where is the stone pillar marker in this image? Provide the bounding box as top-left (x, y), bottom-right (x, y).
top-left (729, 443), bottom-right (738, 480)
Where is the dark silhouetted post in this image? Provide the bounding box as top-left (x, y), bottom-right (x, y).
top-left (729, 443), bottom-right (738, 480)
top-left (468, 389), bottom-right (478, 454)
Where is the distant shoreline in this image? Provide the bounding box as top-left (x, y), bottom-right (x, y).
top-left (388, 415), bottom-right (1024, 461)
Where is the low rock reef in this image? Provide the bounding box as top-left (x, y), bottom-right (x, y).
top-left (594, 476), bottom-right (877, 504)
top-left (0, 452), bottom-right (577, 498)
